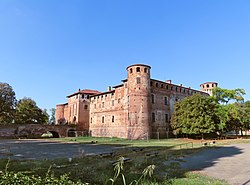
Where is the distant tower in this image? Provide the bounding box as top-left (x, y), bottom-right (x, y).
top-left (127, 64), bottom-right (151, 139)
top-left (200, 82), bottom-right (218, 96)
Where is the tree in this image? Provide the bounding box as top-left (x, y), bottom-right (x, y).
top-left (171, 94), bottom-right (217, 138)
top-left (15, 97), bottom-right (48, 124)
top-left (212, 87), bottom-right (245, 104)
top-left (0, 82), bottom-right (16, 124)
top-left (49, 108), bottom-right (56, 124)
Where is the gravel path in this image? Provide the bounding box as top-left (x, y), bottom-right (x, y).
top-left (180, 143), bottom-right (250, 185)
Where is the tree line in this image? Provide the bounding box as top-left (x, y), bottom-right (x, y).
top-left (171, 87), bottom-right (250, 138)
top-left (0, 82), bottom-right (55, 125)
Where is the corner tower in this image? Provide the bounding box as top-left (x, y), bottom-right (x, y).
top-left (126, 64), bottom-right (151, 139)
top-left (200, 82), bottom-right (218, 96)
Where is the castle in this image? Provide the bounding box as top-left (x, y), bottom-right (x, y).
top-left (56, 64), bottom-right (217, 139)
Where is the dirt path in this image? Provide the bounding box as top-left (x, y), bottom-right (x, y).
top-left (0, 139), bottom-right (122, 160)
top-left (180, 143), bottom-right (250, 185)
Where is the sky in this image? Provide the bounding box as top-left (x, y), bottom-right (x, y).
top-left (0, 0), bottom-right (250, 112)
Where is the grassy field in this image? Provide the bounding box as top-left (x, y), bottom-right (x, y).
top-left (0, 137), bottom-right (233, 184)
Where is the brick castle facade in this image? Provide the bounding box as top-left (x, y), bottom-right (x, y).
top-left (56, 64), bottom-right (217, 139)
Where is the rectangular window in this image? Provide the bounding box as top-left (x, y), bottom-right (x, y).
top-left (102, 102), bottom-right (105, 108)
top-left (84, 105), bottom-right (88, 110)
top-left (136, 77), bottom-right (141, 84)
top-left (152, 112), bottom-right (155, 122)
top-left (164, 97), bottom-right (168, 105)
top-left (165, 114), bottom-right (169, 123)
top-left (112, 116), bottom-right (115, 123)
top-left (151, 94), bottom-right (155, 104)
top-left (112, 100), bottom-right (114, 106)
top-left (102, 116), bottom-right (105, 123)
top-left (94, 104), bottom-right (96, 109)
top-left (118, 99), bottom-right (120, 104)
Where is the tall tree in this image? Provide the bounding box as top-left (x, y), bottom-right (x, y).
top-left (49, 108), bottom-right (56, 124)
top-left (171, 94), bottom-right (217, 138)
top-left (0, 82), bottom-right (16, 124)
top-left (15, 97), bottom-right (48, 124)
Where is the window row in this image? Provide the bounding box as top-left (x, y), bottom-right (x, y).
top-left (130, 67), bottom-right (148, 74)
top-left (151, 94), bottom-right (169, 105)
top-left (150, 82), bottom-right (199, 95)
top-left (93, 99), bottom-right (121, 109)
top-left (91, 116), bottom-right (115, 123)
top-left (152, 112), bottom-right (169, 123)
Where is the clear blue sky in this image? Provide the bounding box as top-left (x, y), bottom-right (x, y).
top-left (1, 0), bottom-right (250, 112)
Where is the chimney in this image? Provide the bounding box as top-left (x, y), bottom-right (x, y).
top-left (78, 88), bottom-right (81, 91)
top-left (107, 86), bottom-right (111, 91)
top-left (166, 80), bottom-right (172, 84)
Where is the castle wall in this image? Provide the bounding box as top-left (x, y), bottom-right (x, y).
top-left (90, 86), bottom-right (129, 138)
top-left (56, 104), bottom-right (66, 124)
top-left (150, 80), bottom-right (209, 138)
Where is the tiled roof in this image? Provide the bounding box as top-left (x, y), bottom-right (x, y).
top-left (67, 89), bottom-right (101, 97)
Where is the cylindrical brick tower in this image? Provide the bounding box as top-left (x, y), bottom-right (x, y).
top-left (200, 82), bottom-right (218, 96)
top-left (126, 64), bottom-right (151, 139)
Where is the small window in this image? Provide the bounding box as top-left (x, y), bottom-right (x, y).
top-left (91, 117), bottom-right (92, 123)
top-left (150, 81), bottom-right (153, 86)
top-left (207, 84), bottom-right (209, 88)
top-left (94, 104), bottom-right (96, 109)
top-left (112, 100), bottom-right (114, 106)
top-left (84, 105), bottom-right (88, 110)
top-left (87, 95), bottom-right (90, 99)
top-left (151, 94), bottom-right (155, 104)
top-left (136, 77), bottom-right (141, 84)
top-left (102, 116), bottom-right (105, 123)
top-left (112, 116), bottom-right (115, 123)
top-left (118, 99), bottom-right (120, 103)
top-left (130, 68), bottom-right (133, 73)
top-left (164, 97), bottom-right (168, 105)
top-left (136, 67), bottom-right (140, 72)
top-left (82, 95), bottom-right (84, 99)
top-left (144, 68), bottom-right (148, 73)
top-left (166, 85), bottom-right (169, 90)
top-left (161, 84), bottom-right (164, 88)
top-left (156, 83), bottom-right (158, 87)
top-left (152, 112), bottom-right (156, 122)
top-left (102, 102), bottom-right (105, 108)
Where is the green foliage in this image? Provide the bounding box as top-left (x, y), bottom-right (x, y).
top-left (15, 97), bottom-right (49, 124)
top-left (212, 87), bottom-right (245, 104)
top-left (171, 94), bottom-right (217, 137)
top-left (106, 156), bottom-right (155, 185)
top-left (0, 171), bottom-right (86, 185)
top-left (0, 82), bottom-right (16, 124)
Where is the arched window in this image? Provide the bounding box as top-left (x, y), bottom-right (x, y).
top-left (102, 116), bottom-right (105, 123)
top-left (136, 67), bottom-right (140, 72)
top-left (112, 116), bottom-right (115, 123)
top-left (144, 68), bottom-right (148, 73)
top-left (130, 68), bottom-right (133, 73)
